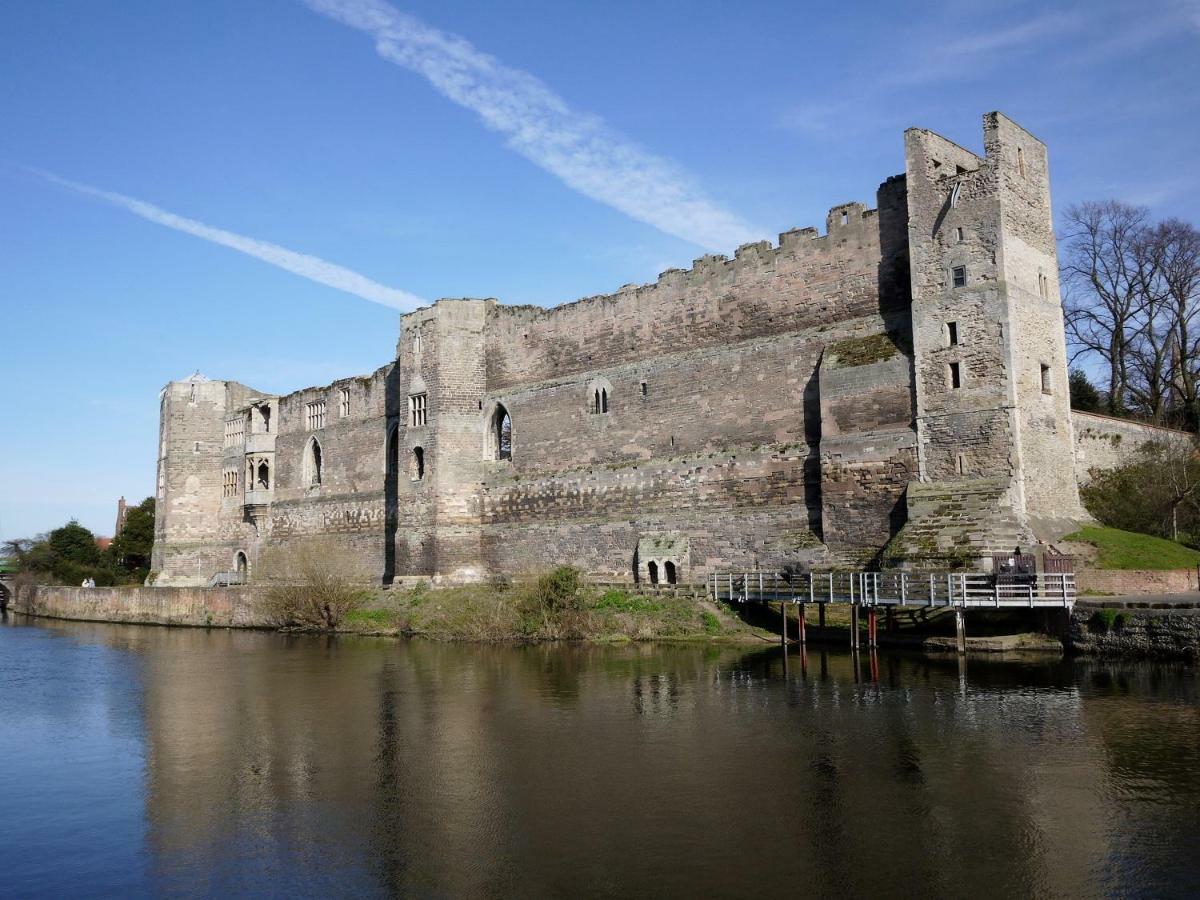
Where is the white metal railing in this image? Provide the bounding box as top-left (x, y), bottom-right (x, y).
top-left (710, 570), bottom-right (1075, 609)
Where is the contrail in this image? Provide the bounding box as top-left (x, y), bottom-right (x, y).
top-left (303, 0), bottom-right (763, 252)
top-left (33, 169), bottom-right (425, 311)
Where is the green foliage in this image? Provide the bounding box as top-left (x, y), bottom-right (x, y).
top-left (344, 608), bottom-right (394, 626)
top-left (1080, 439), bottom-right (1200, 541)
top-left (108, 498), bottom-right (155, 577)
top-left (530, 566), bottom-right (583, 612)
top-left (5, 518), bottom-right (145, 586)
top-left (702, 611), bottom-right (722, 634)
top-left (593, 589), bottom-right (663, 614)
top-left (1088, 608), bottom-right (1131, 633)
top-left (1064, 526), bottom-right (1200, 570)
top-left (48, 521), bottom-right (99, 567)
top-left (1069, 369), bottom-right (1102, 413)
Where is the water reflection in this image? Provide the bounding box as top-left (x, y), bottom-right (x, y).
top-left (1, 616), bottom-right (1198, 898)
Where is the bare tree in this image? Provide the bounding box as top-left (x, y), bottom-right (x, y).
top-left (1062, 201), bottom-right (1150, 416)
top-left (256, 536), bottom-right (374, 630)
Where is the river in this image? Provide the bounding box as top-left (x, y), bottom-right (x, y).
top-left (1, 613), bottom-right (1198, 898)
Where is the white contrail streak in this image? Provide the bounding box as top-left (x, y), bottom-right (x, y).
top-left (34, 169), bottom-right (425, 311)
top-left (303, 0), bottom-right (763, 252)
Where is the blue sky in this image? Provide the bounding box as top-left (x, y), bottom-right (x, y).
top-left (1, 0), bottom-right (1198, 541)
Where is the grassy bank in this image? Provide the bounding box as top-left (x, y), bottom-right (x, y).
top-left (340, 574), bottom-right (771, 643)
top-left (1063, 526), bottom-right (1200, 570)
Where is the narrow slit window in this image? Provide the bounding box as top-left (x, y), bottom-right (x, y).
top-left (947, 322), bottom-right (958, 346)
top-left (640, 381), bottom-right (648, 398)
top-left (601, 388), bottom-right (608, 414)
top-left (956, 453), bottom-right (966, 475)
top-left (1041, 364), bottom-right (1052, 394)
top-left (1017, 146), bottom-right (1026, 178)
top-left (412, 446), bottom-right (425, 480)
top-left (952, 265), bottom-right (967, 288)
top-left (949, 362), bottom-right (962, 390)
top-left (955, 226), bottom-right (964, 243)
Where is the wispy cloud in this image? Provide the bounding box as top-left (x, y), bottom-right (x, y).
top-left (32, 169), bottom-right (425, 311)
top-left (303, 0), bottom-right (762, 252)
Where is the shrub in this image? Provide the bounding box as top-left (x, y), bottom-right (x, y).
top-left (702, 611), bottom-right (722, 634)
top-left (256, 537), bottom-right (374, 630)
top-left (531, 566), bottom-right (583, 612)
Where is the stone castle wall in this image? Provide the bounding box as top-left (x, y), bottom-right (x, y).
top-left (151, 112), bottom-right (1113, 586)
top-left (1072, 411), bottom-right (1184, 483)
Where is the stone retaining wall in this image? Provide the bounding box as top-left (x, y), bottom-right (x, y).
top-left (1077, 568), bottom-right (1199, 596)
top-left (1069, 604), bottom-right (1200, 660)
top-left (11, 584), bottom-right (268, 628)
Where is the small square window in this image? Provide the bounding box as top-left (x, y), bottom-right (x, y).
top-left (949, 362), bottom-right (962, 390)
top-left (952, 266), bottom-right (967, 288)
top-left (947, 322), bottom-right (958, 346)
top-left (840, 211), bottom-right (849, 225)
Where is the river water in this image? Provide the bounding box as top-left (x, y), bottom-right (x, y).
top-left (1, 614), bottom-right (1198, 898)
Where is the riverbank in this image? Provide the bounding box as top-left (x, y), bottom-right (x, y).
top-left (10, 582), bottom-right (1199, 660)
top-left (8, 582), bottom-right (775, 645)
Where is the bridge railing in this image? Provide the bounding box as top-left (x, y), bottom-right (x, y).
top-left (710, 570), bottom-right (1075, 609)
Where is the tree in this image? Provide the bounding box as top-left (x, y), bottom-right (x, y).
top-left (257, 537), bottom-right (372, 630)
top-left (1063, 201), bottom-right (1150, 417)
top-left (109, 497), bottom-right (155, 574)
top-left (1063, 202), bottom-right (1200, 428)
top-left (1069, 369), bottom-right (1102, 413)
top-left (47, 521), bottom-right (100, 567)
top-left (1081, 435), bottom-right (1200, 542)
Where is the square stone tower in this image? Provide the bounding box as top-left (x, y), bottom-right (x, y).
top-left (895, 111), bottom-right (1089, 557)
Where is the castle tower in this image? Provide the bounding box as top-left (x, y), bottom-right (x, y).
top-left (897, 112), bottom-right (1089, 557)
top-left (151, 373), bottom-right (263, 585)
top-left (390, 299), bottom-right (489, 582)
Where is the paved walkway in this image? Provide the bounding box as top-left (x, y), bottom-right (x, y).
top-left (1078, 592), bottom-right (1200, 609)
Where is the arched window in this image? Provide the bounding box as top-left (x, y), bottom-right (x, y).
top-left (492, 404), bottom-right (512, 461)
top-left (256, 461), bottom-right (270, 490)
top-left (664, 561), bottom-right (677, 585)
top-left (601, 388), bottom-right (608, 414)
top-left (412, 446), bottom-right (425, 480)
top-left (305, 438), bottom-right (323, 487)
top-left (648, 561), bottom-right (659, 585)
top-left (235, 551), bottom-right (248, 579)
top-left (593, 389), bottom-right (601, 414)
top-left (386, 423), bottom-right (399, 478)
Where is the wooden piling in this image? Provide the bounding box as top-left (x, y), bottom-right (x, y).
top-left (850, 605), bottom-right (860, 649)
top-left (867, 609), bottom-right (878, 648)
top-left (780, 601), bottom-right (787, 645)
top-left (798, 603), bottom-right (806, 645)
top-left (818, 603), bottom-right (826, 633)
top-left (954, 608), bottom-right (966, 654)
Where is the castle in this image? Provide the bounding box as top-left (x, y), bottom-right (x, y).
top-left (150, 112), bottom-right (1152, 587)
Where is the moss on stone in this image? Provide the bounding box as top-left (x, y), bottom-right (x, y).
top-left (827, 332), bottom-right (904, 368)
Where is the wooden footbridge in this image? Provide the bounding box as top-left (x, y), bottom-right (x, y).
top-left (709, 570), bottom-right (1076, 654)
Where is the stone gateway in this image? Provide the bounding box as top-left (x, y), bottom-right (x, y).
top-left (149, 113), bottom-right (1150, 587)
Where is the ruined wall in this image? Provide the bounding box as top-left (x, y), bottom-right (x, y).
top-left (1073, 412), bottom-right (1185, 483)
top-left (470, 186), bottom-right (913, 578)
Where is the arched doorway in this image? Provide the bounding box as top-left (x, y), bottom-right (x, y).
top-left (235, 551), bottom-right (248, 582)
top-left (492, 404), bottom-right (512, 461)
top-left (664, 561), bottom-right (677, 585)
top-left (648, 561), bottom-right (659, 585)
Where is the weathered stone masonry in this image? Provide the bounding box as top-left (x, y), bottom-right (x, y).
top-left (150, 113), bottom-right (1145, 586)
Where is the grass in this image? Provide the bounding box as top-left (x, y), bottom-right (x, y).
top-left (1064, 525), bottom-right (1200, 570)
top-left (337, 574), bottom-right (769, 644)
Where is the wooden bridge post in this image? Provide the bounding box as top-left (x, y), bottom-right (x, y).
top-left (850, 604), bottom-right (860, 649)
top-left (780, 600), bottom-right (787, 645)
top-left (818, 603), bottom-right (826, 633)
top-left (798, 603), bottom-right (806, 645)
top-left (867, 608), bottom-right (878, 648)
top-left (954, 608), bottom-right (966, 655)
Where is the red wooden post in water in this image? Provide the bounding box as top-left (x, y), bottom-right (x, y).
top-left (867, 609), bottom-right (878, 648)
